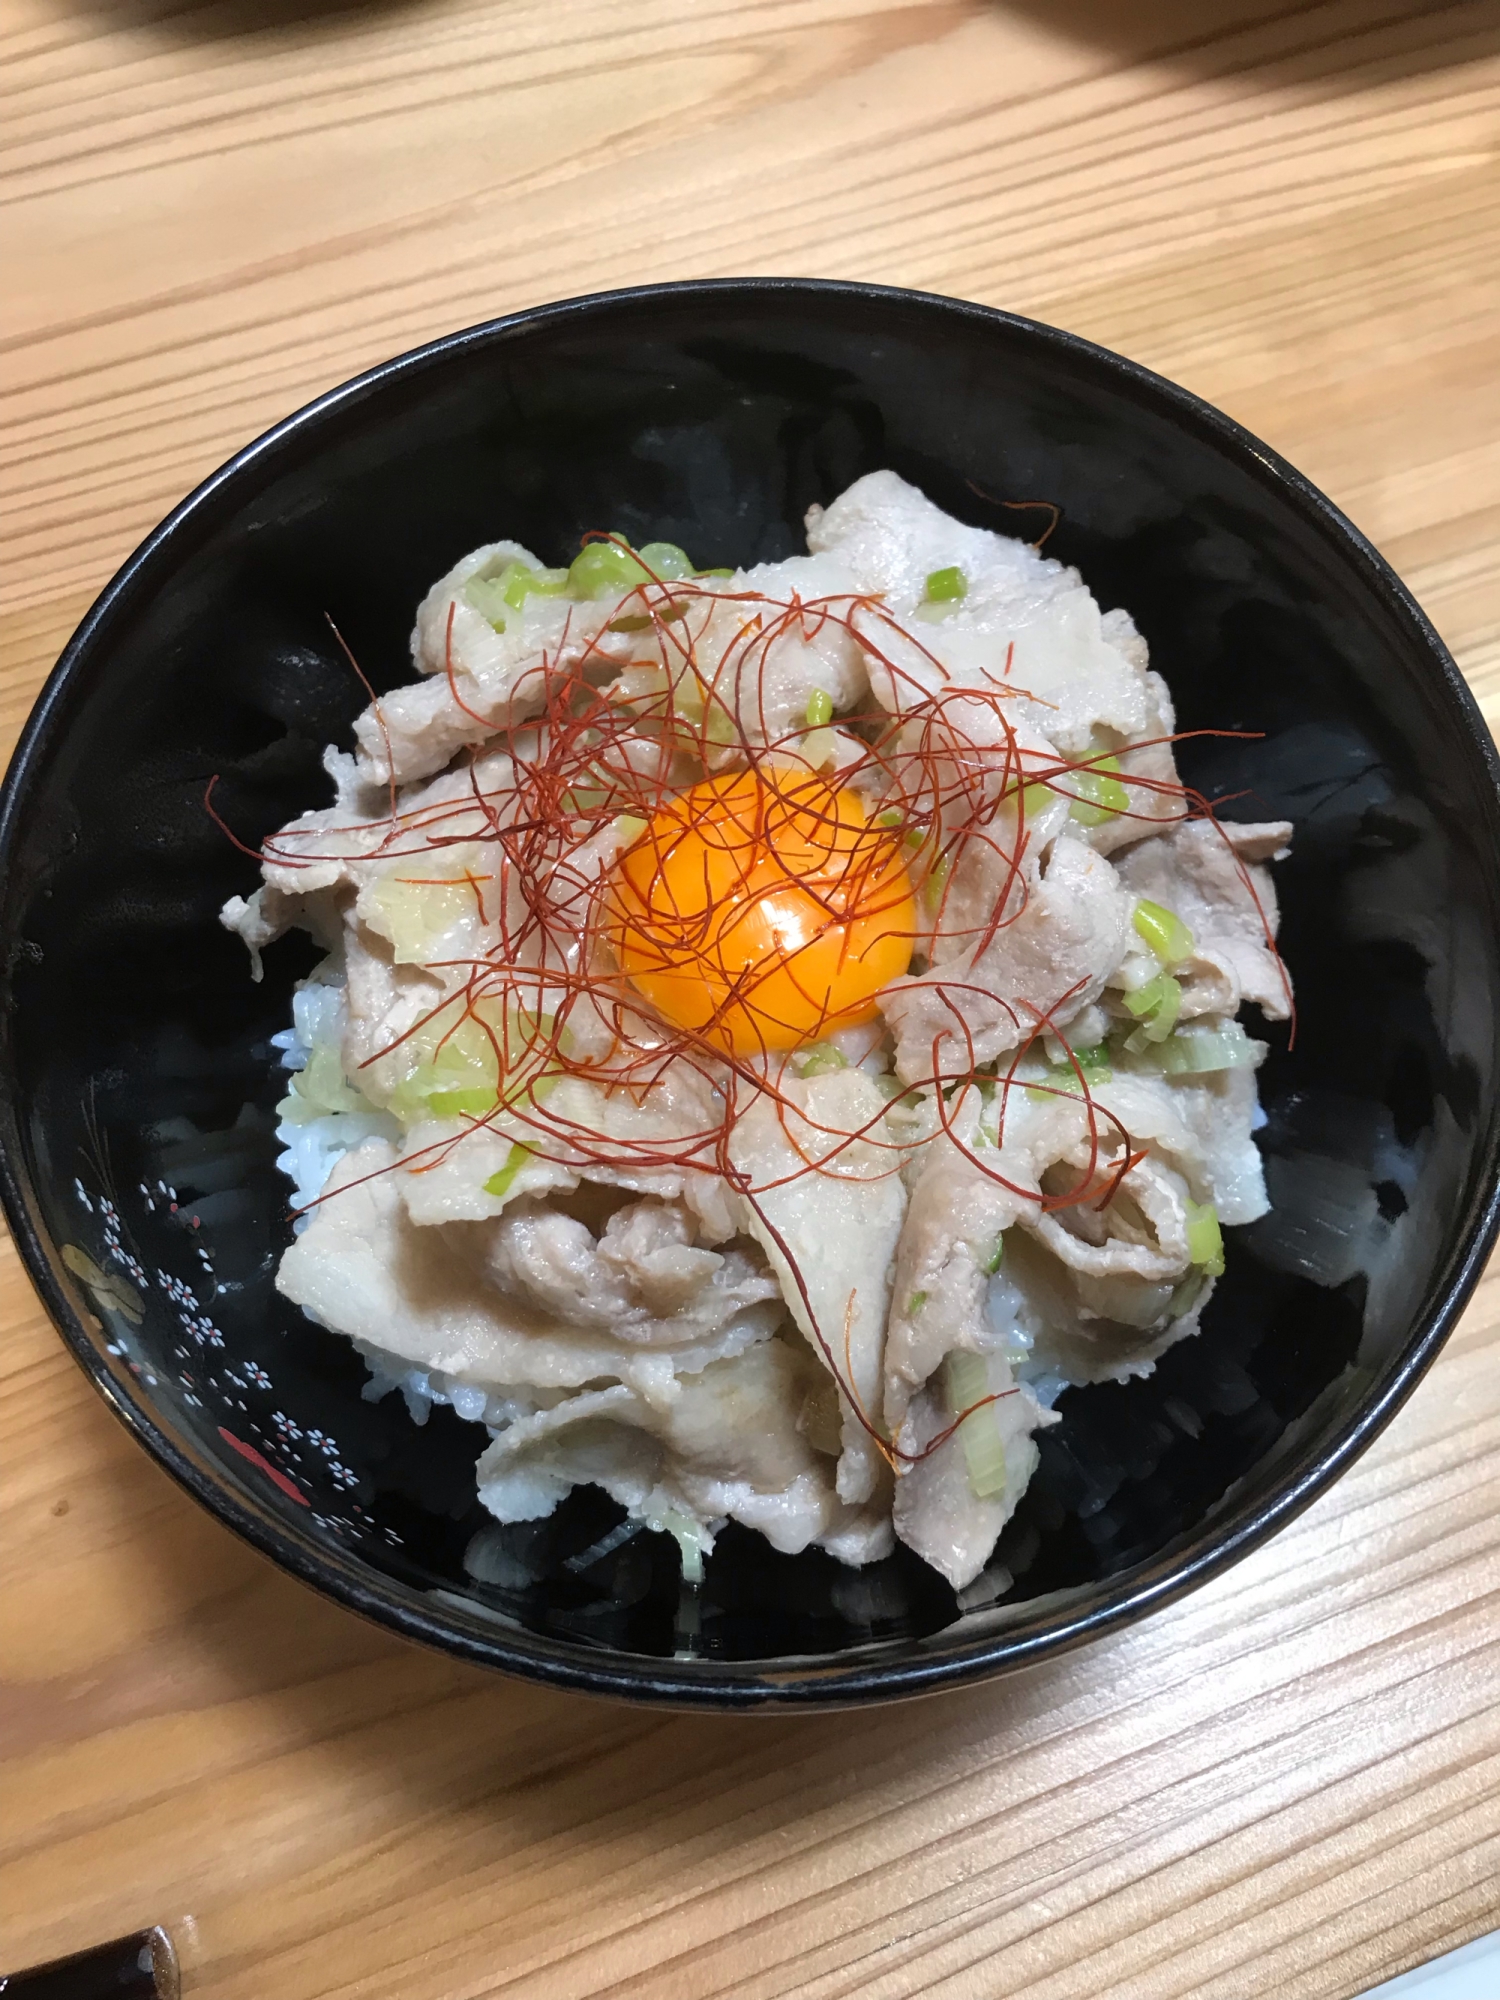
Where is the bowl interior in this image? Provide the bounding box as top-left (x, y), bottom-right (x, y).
top-left (4, 283), bottom-right (1498, 1700)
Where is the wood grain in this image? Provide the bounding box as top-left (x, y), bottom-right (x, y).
top-left (3, 0), bottom-right (1499, 1992)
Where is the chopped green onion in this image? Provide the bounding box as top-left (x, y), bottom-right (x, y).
top-left (1033, 1040), bottom-right (1113, 1096)
top-left (876, 808), bottom-right (906, 831)
top-left (529, 1068), bottom-right (562, 1108)
top-left (923, 850), bottom-right (952, 911)
top-left (805, 687), bottom-right (834, 728)
top-left (463, 575), bottom-right (511, 630)
top-left (505, 564), bottom-right (568, 608)
top-left (908, 1290), bottom-right (929, 1315)
top-left (1121, 973), bottom-right (1182, 1045)
top-left (651, 1507), bottom-right (708, 1584)
top-left (1067, 1043), bottom-right (1114, 1085)
top-left (562, 784), bottom-right (607, 814)
top-left (428, 1084), bottom-right (500, 1118)
top-left (944, 1350), bottom-right (1007, 1499)
top-left (924, 565), bottom-right (968, 603)
top-left (973, 1080), bottom-right (999, 1144)
top-left (796, 1042), bottom-right (849, 1078)
top-left (568, 537), bottom-right (653, 600)
top-left (1153, 1024), bottom-right (1260, 1075)
top-left (483, 1142), bottom-right (535, 1202)
top-left (385, 1001), bottom-right (563, 1129)
top-left (637, 541), bottom-right (694, 580)
top-left (466, 563), bottom-right (570, 627)
top-left (1184, 1199), bottom-right (1225, 1277)
top-left (979, 1233), bottom-right (1005, 1275)
top-left (671, 673), bottom-right (705, 722)
top-left (704, 697), bottom-right (738, 747)
top-left (1066, 756), bottom-right (1128, 827)
top-left (1133, 898), bottom-right (1195, 966)
top-left (616, 813), bottom-right (648, 847)
top-left (1169, 1268), bottom-right (1211, 1319)
top-left (1001, 780), bottom-right (1056, 821)
top-left (694, 565), bottom-right (736, 579)
top-left (279, 1043), bottom-right (372, 1124)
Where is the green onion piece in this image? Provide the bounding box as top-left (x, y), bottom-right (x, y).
top-left (704, 697), bottom-right (738, 747)
top-left (671, 674), bottom-right (705, 722)
top-left (1169, 1268), bottom-right (1211, 1319)
top-left (562, 784), bottom-right (607, 814)
top-left (924, 565), bottom-right (968, 603)
top-left (1000, 779), bottom-right (1054, 820)
top-left (908, 1291), bottom-right (929, 1315)
top-left (616, 813), bottom-right (648, 847)
top-left (606, 612), bottom-right (654, 634)
top-left (1122, 976), bottom-right (1166, 1018)
top-left (385, 1002), bottom-right (566, 1129)
top-left (1068, 1043), bottom-right (1114, 1085)
top-left (428, 1084), bottom-right (500, 1118)
top-left (505, 563), bottom-right (568, 609)
top-left (636, 541), bottom-right (694, 580)
top-left (923, 850), bottom-right (952, 911)
top-left (1148, 976), bottom-right (1182, 1043)
top-left (1121, 973), bottom-right (1182, 1044)
top-left (796, 1042), bottom-right (849, 1078)
top-left (800, 726), bottom-right (838, 770)
top-left (945, 1350), bottom-right (1007, 1498)
top-left (805, 687), bottom-right (834, 728)
top-left (466, 562), bottom-right (570, 627)
top-left (979, 1233), bottom-right (1005, 1275)
top-left (1154, 1024), bottom-right (1259, 1075)
top-left (650, 1507), bottom-right (707, 1583)
top-left (973, 1084), bottom-right (1000, 1146)
top-left (483, 1143), bottom-right (535, 1202)
top-left (280, 1043), bottom-right (373, 1124)
top-left (1067, 756), bottom-right (1128, 827)
top-left (694, 566), bottom-right (736, 579)
top-left (1133, 898), bottom-right (1196, 966)
top-left (463, 575), bottom-right (510, 630)
top-left (876, 808), bottom-right (905, 830)
top-left (1185, 1199), bottom-right (1225, 1276)
top-left (528, 1068), bottom-right (562, 1107)
top-left (1037, 1042), bottom-right (1113, 1093)
top-left (567, 537), bottom-right (652, 600)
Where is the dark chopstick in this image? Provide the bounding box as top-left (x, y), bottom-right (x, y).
top-left (0, 1927), bottom-right (178, 1999)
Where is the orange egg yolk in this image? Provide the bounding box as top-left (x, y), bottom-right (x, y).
top-left (609, 771), bottom-right (916, 1057)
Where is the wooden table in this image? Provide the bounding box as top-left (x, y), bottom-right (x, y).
top-left (5, 1), bottom-right (1500, 1992)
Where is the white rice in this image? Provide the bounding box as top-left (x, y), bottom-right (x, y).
top-left (272, 976), bottom-right (400, 1229)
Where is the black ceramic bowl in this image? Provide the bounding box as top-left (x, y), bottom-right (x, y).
top-left (4, 280), bottom-right (1499, 1707)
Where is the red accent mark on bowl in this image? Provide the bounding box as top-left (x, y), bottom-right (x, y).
top-left (218, 1426), bottom-right (310, 1505)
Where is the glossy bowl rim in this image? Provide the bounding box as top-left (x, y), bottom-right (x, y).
top-left (3, 275), bottom-right (1498, 1708)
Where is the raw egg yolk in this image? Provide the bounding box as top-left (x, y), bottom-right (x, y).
top-left (609, 771), bottom-right (916, 1057)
